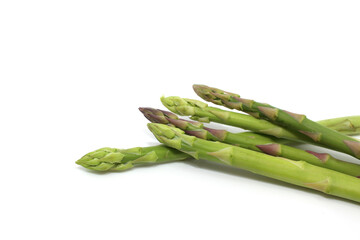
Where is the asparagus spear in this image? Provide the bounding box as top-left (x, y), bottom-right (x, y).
top-left (193, 84), bottom-right (360, 159)
top-left (76, 146), bottom-right (189, 171)
top-left (317, 116), bottom-right (360, 136)
top-left (161, 96), bottom-right (359, 143)
top-left (148, 123), bottom-right (360, 203)
top-left (140, 107), bottom-right (360, 177)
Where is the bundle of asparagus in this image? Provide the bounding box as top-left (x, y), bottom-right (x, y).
top-left (76, 84), bottom-right (360, 203)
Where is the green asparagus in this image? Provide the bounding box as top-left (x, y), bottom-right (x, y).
top-left (148, 123), bottom-right (360, 202)
top-left (193, 84), bottom-right (360, 159)
top-left (317, 116), bottom-right (360, 136)
top-left (140, 107), bottom-right (360, 177)
top-left (161, 96), bottom-right (359, 143)
top-left (76, 145), bottom-right (189, 171)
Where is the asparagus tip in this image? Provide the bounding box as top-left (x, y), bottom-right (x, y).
top-left (75, 147), bottom-right (125, 171)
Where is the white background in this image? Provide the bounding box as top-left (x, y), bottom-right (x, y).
top-left (1, 1), bottom-right (360, 239)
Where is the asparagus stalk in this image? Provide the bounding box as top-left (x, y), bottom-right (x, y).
top-left (76, 146), bottom-right (189, 171)
top-left (193, 84), bottom-right (360, 159)
top-left (140, 107), bottom-right (360, 177)
top-left (317, 116), bottom-right (360, 136)
top-left (148, 123), bottom-right (360, 203)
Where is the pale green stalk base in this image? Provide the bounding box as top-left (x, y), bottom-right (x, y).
top-left (148, 123), bottom-right (360, 203)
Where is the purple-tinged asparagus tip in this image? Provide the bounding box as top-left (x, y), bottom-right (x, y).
top-left (139, 107), bottom-right (180, 123)
top-left (139, 107), bottom-right (161, 115)
top-left (193, 84), bottom-right (213, 102)
top-left (139, 108), bottom-right (166, 124)
top-left (192, 84), bottom-right (207, 95)
top-left (139, 107), bottom-right (178, 119)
